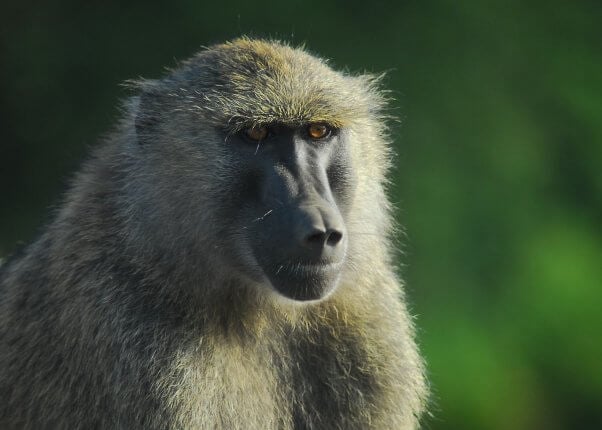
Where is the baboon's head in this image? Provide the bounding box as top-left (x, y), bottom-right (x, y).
top-left (129, 38), bottom-right (390, 302)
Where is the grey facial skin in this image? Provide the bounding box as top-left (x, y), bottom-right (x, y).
top-left (224, 124), bottom-right (353, 301)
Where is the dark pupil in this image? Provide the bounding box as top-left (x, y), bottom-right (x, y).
top-left (312, 125), bottom-right (325, 136)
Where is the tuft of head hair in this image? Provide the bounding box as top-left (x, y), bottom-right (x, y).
top-left (129, 38), bottom-right (389, 134)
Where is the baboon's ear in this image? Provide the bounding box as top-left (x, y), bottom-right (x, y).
top-left (134, 89), bottom-right (164, 145)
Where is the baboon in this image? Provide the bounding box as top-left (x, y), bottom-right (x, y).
top-left (0, 38), bottom-right (427, 429)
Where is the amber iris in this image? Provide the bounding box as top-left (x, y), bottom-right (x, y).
top-left (245, 125), bottom-right (268, 141)
top-left (307, 123), bottom-right (330, 139)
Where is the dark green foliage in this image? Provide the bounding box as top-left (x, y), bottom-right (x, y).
top-left (1, 1), bottom-right (600, 428)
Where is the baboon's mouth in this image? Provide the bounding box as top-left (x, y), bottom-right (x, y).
top-left (263, 261), bottom-right (343, 302)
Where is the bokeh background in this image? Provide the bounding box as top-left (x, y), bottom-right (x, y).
top-left (1, 1), bottom-right (600, 428)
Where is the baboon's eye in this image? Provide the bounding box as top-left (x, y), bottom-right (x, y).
top-left (307, 123), bottom-right (331, 140)
top-left (245, 125), bottom-right (268, 141)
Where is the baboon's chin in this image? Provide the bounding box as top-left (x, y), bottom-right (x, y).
top-left (264, 265), bottom-right (342, 302)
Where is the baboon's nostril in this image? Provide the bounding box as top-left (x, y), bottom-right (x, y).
top-left (325, 230), bottom-right (343, 247)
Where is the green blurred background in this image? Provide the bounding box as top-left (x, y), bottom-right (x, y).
top-left (1, 1), bottom-right (600, 428)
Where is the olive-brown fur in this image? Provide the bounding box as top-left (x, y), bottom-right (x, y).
top-left (0, 38), bottom-right (427, 429)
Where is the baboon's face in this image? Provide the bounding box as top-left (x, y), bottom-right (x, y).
top-left (223, 122), bottom-right (355, 302)
top-left (134, 42), bottom-right (375, 302)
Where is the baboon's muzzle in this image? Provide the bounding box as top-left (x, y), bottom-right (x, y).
top-left (246, 133), bottom-right (348, 301)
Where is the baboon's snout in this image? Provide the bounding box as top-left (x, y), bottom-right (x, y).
top-left (251, 185), bottom-right (348, 301)
top-left (289, 201), bottom-right (346, 265)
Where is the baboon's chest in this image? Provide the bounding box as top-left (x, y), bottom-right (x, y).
top-left (164, 331), bottom-right (378, 429)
